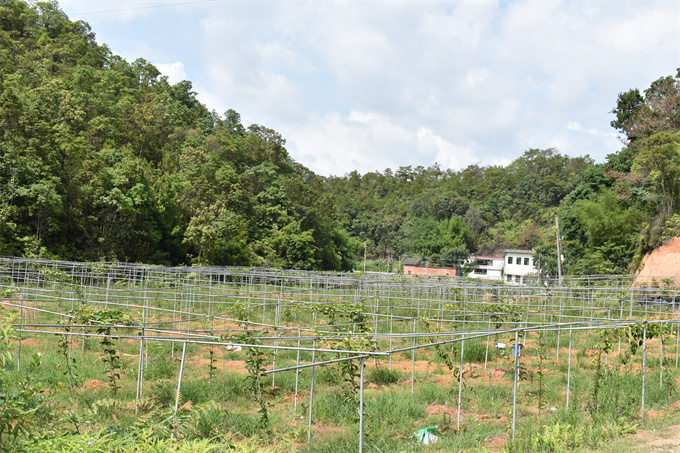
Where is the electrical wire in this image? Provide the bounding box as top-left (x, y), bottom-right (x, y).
top-left (62, 1), bottom-right (218, 17)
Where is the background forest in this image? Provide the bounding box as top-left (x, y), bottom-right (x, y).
top-left (2, 0), bottom-right (680, 276)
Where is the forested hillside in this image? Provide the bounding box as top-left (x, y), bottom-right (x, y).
top-left (325, 71), bottom-right (680, 276)
top-left (0, 0), bottom-right (357, 269)
top-left (324, 150), bottom-right (592, 267)
top-left (2, 1), bottom-right (680, 275)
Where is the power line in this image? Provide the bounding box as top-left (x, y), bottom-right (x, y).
top-left (63, 1), bottom-right (217, 17)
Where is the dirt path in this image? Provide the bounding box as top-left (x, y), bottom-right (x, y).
top-left (605, 424), bottom-right (680, 453)
top-left (634, 424), bottom-right (680, 452)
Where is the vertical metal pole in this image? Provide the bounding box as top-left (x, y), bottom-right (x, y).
top-left (174, 341), bottom-right (188, 415)
top-left (359, 357), bottom-right (365, 453)
top-left (135, 330), bottom-right (145, 416)
top-left (209, 274), bottom-right (214, 334)
top-left (294, 329), bottom-right (301, 413)
top-left (308, 345), bottom-right (316, 444)
top-left (186, 277), bottom-right (193, 337)
top-left (415, 286), bottom-right (420, 319)
top-left (512, 330), bottom-right (519, 440)
top-left (105, 277), bottom-right (111, 310)
top-left (172, 291), bottom-right (177, 360)
top-left (272, 327), bottom-right (278, 388)
top-left (566, 328), bottom-right (573, 408)
top-left (484, 320), bottom-right (491, 370)
top-left (555, 217), bottom-right (563, 286)
top-left (374, 288), bottom-right (379, 337)
top-left (457, 338), bottom-right (465, 430)
top-left (69, 295), bottom-right (74, 359)
top-left (556, 297), bottom-right (561, 362)
top-left (411, 318), bottom-right (416, 396)
top-left (17, 294), bottom-right (22, 371)
top-left (676, 322), bottom-right (680, 368)
top-left (641, 323), bottom-right (647, 423)
top-left (629, 292), bottom-right (634, 318)
top-left (660, 333), bottom-right (664, 388)
top-left (437, 290), bottom-right (442, 331)
top-left (262, 278), bottom-right (267, 324)
top-left (81, 284), bottom-right (86, 354)
top-left (389, 305), bottom-right (393, 371)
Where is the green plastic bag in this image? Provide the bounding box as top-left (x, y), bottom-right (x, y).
top-left (414, 425), bottom-right (438, 445)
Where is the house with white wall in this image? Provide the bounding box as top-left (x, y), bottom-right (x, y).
top-left (504, 249), bottom-right (538, 285)
top-left (403, 249), bottom-right (539, 284)
top-left (466, 255), bottom-right (504, 281)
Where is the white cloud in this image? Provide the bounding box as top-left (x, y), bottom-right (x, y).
top-left (256, 41), bottom-right (316, 74)
top-left (155, 61), bottom-right (187, 85)
top-left (417, 127), bottom-right (479, 171)
top-left (287, 111), bottom-right (411, 176)
top-left (59, 0), bottom-right (680, 176)
top-left (285, 111), bottom-right (481, 176)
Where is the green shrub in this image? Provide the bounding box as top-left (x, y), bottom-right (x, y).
top-left (18, 428), bottom-right (282, 452)
top-left (193, 402), bottom-right (224, 438)
top-left (151, 380), bottom-right (175, 406)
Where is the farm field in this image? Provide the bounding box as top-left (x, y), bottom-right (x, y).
top-left (1, 257), bottom-right (680, 452)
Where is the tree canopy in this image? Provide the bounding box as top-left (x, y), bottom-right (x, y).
top-left (0, 0), bottom-right (358, 269)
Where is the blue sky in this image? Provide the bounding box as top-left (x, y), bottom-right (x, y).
top-left (59, 0), bottom-right (680, 176)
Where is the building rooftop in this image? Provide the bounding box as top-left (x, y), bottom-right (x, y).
top-left (504, 249), bottom-right (535, 254)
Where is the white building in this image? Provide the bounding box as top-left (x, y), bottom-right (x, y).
top-left (466, 255), bottom-right (504, 281)
top-left (504, 249), bottom-right (538, 285)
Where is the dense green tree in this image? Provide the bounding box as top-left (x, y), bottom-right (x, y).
top-left (440, 246), bottom-right (469, 266)
top-left (571, 189), bottom-right (644, 274)
top-left (610, 88), bottom-right (644, 133)
top-left (0, 0), bottom-right (353, 270)
top-left (619, 75), bottom-right (680, 145)
top-left (630, 131), bottom-right (680, 218)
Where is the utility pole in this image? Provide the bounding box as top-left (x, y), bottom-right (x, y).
top-left (556, 217), bottom-right (563, 286)
top-left (363, 243), bottom-right (367, 272)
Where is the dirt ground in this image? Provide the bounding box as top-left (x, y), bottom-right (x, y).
top-left (641, 425), bottom-right (680, 452)
top-left (614, 424), bottom-right (680, 453)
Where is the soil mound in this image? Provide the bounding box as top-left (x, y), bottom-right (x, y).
top-left (634, 237), bottom-right (680, 286)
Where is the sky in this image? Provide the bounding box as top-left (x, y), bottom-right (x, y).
top-left (58, 0), bottom-right (680, 177)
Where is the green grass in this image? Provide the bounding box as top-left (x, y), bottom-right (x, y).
top-left (463, 339), bottom-right (490, 363)
top-left (367, 365), bottom-right (401, 385)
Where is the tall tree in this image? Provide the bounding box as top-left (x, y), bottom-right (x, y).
top-left (631, 131), bottom-right (680, 218)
